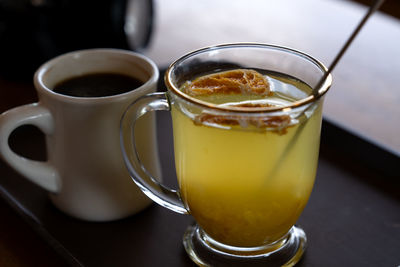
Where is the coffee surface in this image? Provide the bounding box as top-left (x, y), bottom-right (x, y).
top-left (53, 73), bottom-right (143, 97)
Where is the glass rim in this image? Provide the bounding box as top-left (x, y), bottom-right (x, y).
top-left (165, 43), bottom-right (332, 113)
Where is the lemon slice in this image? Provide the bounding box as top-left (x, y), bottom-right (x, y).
top-left (183, 69), bottom-right (270, 96)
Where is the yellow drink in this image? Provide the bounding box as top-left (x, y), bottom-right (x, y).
top-left (172, 71), bottom-right (322, 247)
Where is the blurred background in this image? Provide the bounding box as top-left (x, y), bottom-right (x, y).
top-left (0, 0), bottom-right (398, 78)
top-left (0, 0), bottom-right (152, 79)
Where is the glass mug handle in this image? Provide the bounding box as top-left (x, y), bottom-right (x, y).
top-left (120, 92), bottom-right (188, 214)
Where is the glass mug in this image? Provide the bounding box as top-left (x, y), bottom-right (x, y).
top-left (120, 43), bottom-right (332, 266)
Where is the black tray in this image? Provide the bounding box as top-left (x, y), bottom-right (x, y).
top-left (0, 83), bottom-right (399, 266)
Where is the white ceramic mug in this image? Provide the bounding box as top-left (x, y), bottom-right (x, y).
top-left (0, 49), bottom-right (161, 221)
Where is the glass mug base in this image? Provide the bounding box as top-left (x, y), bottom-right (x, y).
top-left (183, 224), bottom-right (306, 267)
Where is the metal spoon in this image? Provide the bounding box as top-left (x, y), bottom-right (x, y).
top-left (270, 0), bottom-right (385, 177)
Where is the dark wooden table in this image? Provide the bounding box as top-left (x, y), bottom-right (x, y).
top-left (1, 0), bottom-right (399, 266)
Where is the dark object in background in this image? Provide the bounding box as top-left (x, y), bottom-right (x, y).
top-left (0, 0), bottom-right (153, 80)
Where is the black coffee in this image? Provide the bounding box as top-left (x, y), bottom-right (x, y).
top-left (53, 73), bottom-right (144, 97)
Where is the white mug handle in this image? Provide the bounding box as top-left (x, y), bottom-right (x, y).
top-left (0, 103), bottom-right (61, 193)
